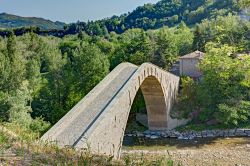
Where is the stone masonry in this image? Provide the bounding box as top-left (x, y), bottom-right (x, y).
top-left (125, 129), bottom-right (250, 140)
top-left (41, 62), bottom-right (188, 159)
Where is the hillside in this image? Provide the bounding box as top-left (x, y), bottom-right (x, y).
top-left (0, 0), bottom-right (242, 36)
top-left (65, 0), bottom-right (240, 35)
top-left (0, 13), bottom-right (65, 30)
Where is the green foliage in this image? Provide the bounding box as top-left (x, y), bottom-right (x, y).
top-left (0, 0), bottom-right (242, 37)
top-left (0, 11), bottom-right (249, 135)
top-left (30, 35), bottom-right (110, 124)
top-left (29, 117), bottom-right (50, 135)
top-left (201, 44), bottom-right (250, 125)
top-left (193, 15), bottom-right (250, 51)
top-left (217, 101), bottom-right (250, 126)
top-left (239, 0), bottom-right (250, 8)
top-left (154, 24), bottom-right (193, 68)
top-left (110, 29), bottom-right (154, 69)
top-left (0, 13), bottom-right (65, 30)
top-left (0, 33), bottom-right (50, 132)
top-left (110, 24), bottom-right (193, 70)
top-left (175, 77), bottom-right (199, 119)
top-left (0, 130), bottom-right (9, 145)
top-left (8, 81), bottom-right (33, 127)
top-left (73, 42), bottom-right (110, 95)
top-left (76, 0), bottom-right (239, 35)
top-left (179, 43), bottom-right (250, 126)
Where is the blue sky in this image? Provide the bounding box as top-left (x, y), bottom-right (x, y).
top-left (0, 0), bottom-right (159, 23)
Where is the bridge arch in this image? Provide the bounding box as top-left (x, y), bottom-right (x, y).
top-left (42, 63), bottom-right (187, 159)
top-left (139, 75), bottom-right (168, 130)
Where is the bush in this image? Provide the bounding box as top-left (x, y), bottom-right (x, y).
top-left (177, 44), bottom-right (250, 127)
top-left (217, 101), bottom-right (250, 126)
top-left (30, 117), bottom-right (50, 135)
top-left (176, 77), bottom-right (199, 119)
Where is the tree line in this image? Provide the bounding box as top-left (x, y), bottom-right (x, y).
top-left (0, 0), bottom-right (243, 38)
top-left (0, 14), bottom-right (249, 135)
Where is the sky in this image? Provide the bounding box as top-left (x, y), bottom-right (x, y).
top-left (0, 0), bottom-right (159, 23)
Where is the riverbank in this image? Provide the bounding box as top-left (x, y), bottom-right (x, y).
top-left (125, 128), bottom-right (250, 140)
top-left (1, 123), bottom-right (250, 165)
top-left (122, 137), bottom-right (250, 166)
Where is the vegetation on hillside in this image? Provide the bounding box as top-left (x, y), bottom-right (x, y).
top-left (0, 13), bottom-right (65, 30)
top-left (0, 1), bottom-right (249, 164)
top-left (177, 44), bottom-right (250, 126)
top-left (0, 0), bottom-right (244, 37)
top-left (0, 14), bottom-right (249, 135)
top-left (176, 15), bottom-right (250, 126)
top-left (0, 23), bottom-right (194, 128)
top-left (92, 0), bottom-right (239, 33)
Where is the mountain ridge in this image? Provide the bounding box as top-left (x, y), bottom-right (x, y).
top-left (0, 13), bottom-right (65, 30)
top-left (0, 0), bottom-right (245, 37)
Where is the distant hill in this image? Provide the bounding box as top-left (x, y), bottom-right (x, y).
top-left (63, 0), bottom-right (241, 35)
top-left (0, 0), bottom-right (243, 37)
top-left (0, 13), bottom-right (65, 30)
top-left (120, 0), bottom-right (239, 29)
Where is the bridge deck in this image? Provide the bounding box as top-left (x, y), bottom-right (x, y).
top-left (41, 62), bottom-right (186, 159)
top-left (43, 63), bottom-right (138, 146)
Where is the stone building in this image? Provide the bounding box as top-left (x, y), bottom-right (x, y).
top-left (179, 50), bottom-right (205, 78)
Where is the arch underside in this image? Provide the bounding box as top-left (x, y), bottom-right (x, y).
top-left (140, 76), bottom-right (168, 130)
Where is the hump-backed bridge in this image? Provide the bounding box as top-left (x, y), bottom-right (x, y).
top-left (41, 62), bottom-right (187, 158)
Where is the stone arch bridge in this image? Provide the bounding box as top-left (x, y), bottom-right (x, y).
top-left (42, 62), bottom-right (187, 158)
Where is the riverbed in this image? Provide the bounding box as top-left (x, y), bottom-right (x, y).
top-left (123, 136), bottom-right (250, 150)
top-left (122, 137), bottom-right (250, 165)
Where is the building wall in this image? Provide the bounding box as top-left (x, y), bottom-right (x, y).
top-left (180, 58), bottom-right (202, 78)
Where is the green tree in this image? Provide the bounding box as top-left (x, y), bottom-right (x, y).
top-left (128, 30), bottom-right (153, 65)
top-left (193, 15), bottom-right (250, 51)
top-left (154, 27), bottom-right (179, 69)
top-left (5, 32), bottom-right (26, 92)
top-left (72, 42), bottom-right (110, 96)
top-left (0, 33), bottom-right (26, 120)
top-left (198, 43), bottom-right (250, 125)
top-left (176, 77), bottom-right (200, 119)
top-left (239, 0), bottom-right (250, 8)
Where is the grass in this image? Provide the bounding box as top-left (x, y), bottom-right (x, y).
top-left (123, 145), bottom-right (177, 151)
top-left (176, 121), bottom-right (250, 132)
top-left (122, 154), bottom-right (178, 166)
top-left (0, 122), bottom-right (177, 166)
top-left (0, 131), bottom-right (8, 145)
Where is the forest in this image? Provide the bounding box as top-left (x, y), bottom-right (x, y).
top-left (0, 0), bottom-right (249, 138)
top-left (0, 12), bottom-right (250, 136)
top-left (0, 0), bottom-right (246, 37)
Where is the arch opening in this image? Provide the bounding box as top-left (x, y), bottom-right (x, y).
top-left (122, 75), bottom-right (168, 147)
top-left (125, 88), bottom-right (148, 133)
top-left (124, 75), bottom-right (168, 135)
top-left (140, 76), bottom-right (168, 130)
